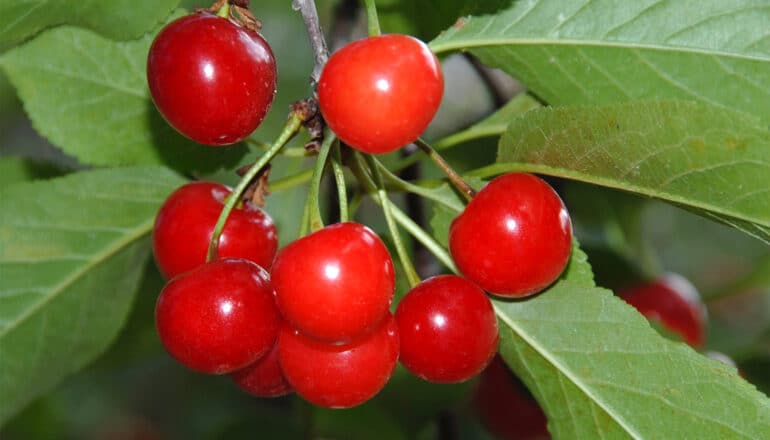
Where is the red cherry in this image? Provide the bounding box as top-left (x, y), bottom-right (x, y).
top-left (620, 273), bottom-right (706, 347)
top-left (153, 181), bottom-right (277, 279)
top-left (449, 173), bottom-right (572, 297)
top-left (271, 222), bottom-right (395, 343)
top-left (318, 34), bottom-right (443, 154)
top-left (278, 314), bottom-right (399, 408)
top-left (472, 356), bottom-right (549, 440)
top-left (147, 12), bottom-right (277, 145)
top-left (155, 259), bottom-right (280, 374)
top-left (231, 342), bottom-right (292, 398)
top-left (395, 275), bottom-right (498, 383)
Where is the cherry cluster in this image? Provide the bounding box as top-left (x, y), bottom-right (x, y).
top-left (146, 4), bottom-right (575, 410)
top-left (151, 188), bottom-right (504, 408)
top-left (151, 173), bottom-right (572, 409)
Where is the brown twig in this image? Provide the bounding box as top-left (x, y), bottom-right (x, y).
top-left (292, 0), bottom-right (329, 90)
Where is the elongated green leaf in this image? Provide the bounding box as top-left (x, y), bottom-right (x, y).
top-left (0, 0), bottom-right (179, 45)
top-left (0, 166), bottom-right (186, 423)
top-left (486, 100), bottom-right (770, 243)
top-left (377, 0), bottom-right (510, 41)
top-left (0, 19), bottom-right (247, 173)
top-left (434, 93), bottom-right (541, 150)
top-left (430, 0), bottom-right (770, 120)
top-left (494, 245), bottom-right (770, 439)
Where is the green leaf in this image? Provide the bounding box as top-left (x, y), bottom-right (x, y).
top-left (495, 245), bottom-right (770, 439)
top-left (0, 19), bottom-right (248, 173)
top-left (0, 156), bottom-right (64, 186)
top-left (0, 166), bottom-right (186, 423)
top-left (486, 100), bottom-right (770, 244)
top-left (434, 93), bottom-right (542, 151)
top-left (0, 0), bottom-right (180, 45)
top-left (377, 0), bottom-right (511, 41)
top-left (429, 0), bottom-right (770, 120)
top-left (562, 182), bottom-right (658, 289)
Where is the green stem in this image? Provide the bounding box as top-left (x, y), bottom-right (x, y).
top-left (298, 196), bottom-right (311, 238)
top-left (414, 138), bottom-right (476, 201)
top-left (206, 114), bottom-right (302, 262)
top-left (216, 1), bottom-right (230, 18)
top-left (331, 143), bottom-right (349, 222)
top-left (389, 203), bottom-right (458, 274)
top-left (362, 153), bottom-right (420, 287)
top-left (350, 154), bottom-right (458, 273)
top-left (306, 129), bottom-right (337, 232)
top-left (373, 157), bottom-right (463, 212)
top-left (246, 138), bottom-right (308, 157)
top-left (391, 132), bottom-right (473, 173)
top-left (362, 0), bottom-right (381, 36)
top-left (348, 191), bottom-right (363, 218)
top-left (270, 168), bottom-right (313, 192)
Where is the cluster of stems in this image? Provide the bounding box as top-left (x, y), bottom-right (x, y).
top-left (206, 0), bottom-right (471, 284)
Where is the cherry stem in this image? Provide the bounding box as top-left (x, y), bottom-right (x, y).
top-left (206, 114), bottom-right (303, 263)
top-left (215, 1), bottom-right (230, 18)
top-left (360, 153), bottom-right (421, 288)
top-left (306, 129), bottom-right (336, 233)
top-left (362, 0), bottom-right (381, 37)
top-left (331, 143), bottom-right (349, 222)
top-left (414, 138), bottom-right (477, 202)
top-left (298, 196), bottom-right (311, 237)
top-left (292, 0), bottom-right (329, 90)
top-left (371, 156), bottom-right (463, 212)
top-left (246, 138), bottom-right (309, 157)
top-left (350, 153), bottom-right (458, 274)
top-left (270, 168), bottom-right (313, 192)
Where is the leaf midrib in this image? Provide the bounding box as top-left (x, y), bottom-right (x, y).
top-left (0, 217), bottom-right (154, 338)
top-left (493, 303), bottom-right (644, 439)
top-left (496, 302), bottom-right (760, 438)
top-left (430, 38), bottom-right (770, 64)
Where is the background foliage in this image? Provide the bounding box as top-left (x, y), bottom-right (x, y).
top-left (0, 0), bottom-right (768, 438)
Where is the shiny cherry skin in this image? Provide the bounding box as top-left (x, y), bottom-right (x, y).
top-left (147, 12), bottom-right (277, 145)
top-left (278, 314), bottom-right (399, 408)
top-left (472, 356), bottom-right (549, 440)
top-left (231, 342), bottom-right (292, 398)
top-left (271, 222), bottom-right (395, 343)
top-left (153, 181), bottom-right (277, 279)
top-left (620, 273), bottom-right (706, 347)
top-left (449, 173), bottom-right (572, 297)
top-left (395, 275), bottom-right (498, 383)
top-left (318, 34), bottom-right (443, 154)
top-left (155, 258), bottom-right (281, 374)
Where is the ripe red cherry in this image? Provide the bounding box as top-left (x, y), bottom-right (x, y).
top-left (147, 12), bottom-right (277, 145)
top-left (620, 273), bottom-right (706, 347)
top-left (278, 314), bottom-right (399, 408)
top-left (395, 275), bottom-right (498, 383)
top-left (155, 259), bottom-right (281, 374)
top-left (472, 356), bottom-right (549, 440)
top-left (231, 342), bottom-right (292, 398)
top-left (449, 173), bottom-right (572, 297)
top-left (271, 222), bottom-right (395, 343)
top-left (153, 181), bottom-right (277, 279)
top-left (318, 34), bottom-right (443, 154)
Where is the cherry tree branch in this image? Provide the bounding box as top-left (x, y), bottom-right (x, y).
top-left (292, 0), bottom-right (329, 89)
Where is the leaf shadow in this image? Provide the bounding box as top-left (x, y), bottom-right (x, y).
top-left (145, 100), bottom-right (248, 176)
